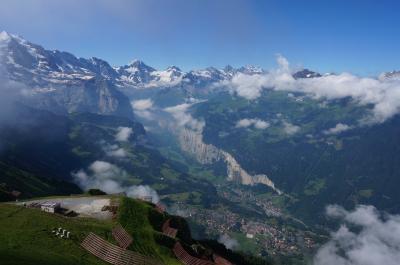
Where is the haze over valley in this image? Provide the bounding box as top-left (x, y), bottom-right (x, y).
top-left (1, 1), bottom-right (400, 265)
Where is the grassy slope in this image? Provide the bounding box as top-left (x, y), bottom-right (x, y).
top-left (117, 197), bottom-right (182, 265)
top-left (117, 197), bottom-right (272, 265)
top-left (0, 197), bottom-right (272, 265)
top-left (0, 198), bottom-right (190, 265)
top-left (0, 161), bottom-right (81, 200)
top-left (0, 203), bottom-right (111, 265)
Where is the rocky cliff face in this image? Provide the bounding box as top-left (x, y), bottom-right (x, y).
top-left (178, 128), bottom-right (281, 194)
top-left (221, 151), bottom-right (282, 194)
top-left (0, 31), bottom-right (133, 119)
top-left (179, 128), bottom-right (221, 164)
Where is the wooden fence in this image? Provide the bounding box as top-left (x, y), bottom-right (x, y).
top-left (173, 242), bottom-right (215, 265)
top-left (162, 219), bottom-right (178, 238)
top-left (81, 232), bottom-right (163, 265)
top-left (112, 224), bottom-right (133, 249)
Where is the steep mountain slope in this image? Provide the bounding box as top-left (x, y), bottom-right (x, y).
top-left (0, 31), bottom-right (133, 119)
top-left (0, 104), bottom-right (218, 207)
top-left (0, 105), bottom-right (85, 199)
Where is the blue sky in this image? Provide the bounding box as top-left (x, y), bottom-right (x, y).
top-left (0, 0), bottom-right (399, 75)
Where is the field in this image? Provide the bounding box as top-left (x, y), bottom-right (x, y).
top-left (0, 203), bottom-right (111, 265)
top-left (0, 196), bottom-right (271, 265)
top-left (0, 197), bottom-right (179, 265)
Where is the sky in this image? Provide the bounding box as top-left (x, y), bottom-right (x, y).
top-left (0, 0), bottom-right (399, 75)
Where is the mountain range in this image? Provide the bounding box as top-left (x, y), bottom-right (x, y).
top-left (2, 30), bottom-right (400, 263)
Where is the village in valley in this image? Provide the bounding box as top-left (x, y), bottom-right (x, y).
top-left (167, 185), bottom-right (319, 258)
top-left (12, 186), bottom-right (318, 263)
top-left (9, 194), bottom-right (239, 265)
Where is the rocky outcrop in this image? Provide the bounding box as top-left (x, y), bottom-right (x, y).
top-left (221, 151), bottom-right (282, 194)
top-left (179, 128), bottom-right (221, 164)
top-left (178, 129), bottom-right (282, 194)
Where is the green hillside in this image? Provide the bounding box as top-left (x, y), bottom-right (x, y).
top-left (0, 203), bottom-right (111, 265)
top-left (0, 106), bottom-right (218, 207)
top-left (0, 161), bottom-right (81, 201)
top-left (190, 91), bottom-right (400, 223)
top-left (0, 196), bottom-right (272, 265)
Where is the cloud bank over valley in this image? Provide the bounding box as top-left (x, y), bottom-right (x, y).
top-left (314, 205), bottom-right (400, 265)
top-left (224, 55), bottom-right (400, 124)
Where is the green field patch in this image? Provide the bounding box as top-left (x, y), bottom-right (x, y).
top-left (304, 179), bottom-right (326, 196)
top-left (358, 189), bottom-right (373, 198)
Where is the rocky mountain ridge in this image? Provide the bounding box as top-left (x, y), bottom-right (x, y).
top-left (0, 31), bottom-right (133, 118)
top-left (179, 128), bottom-right (281, 194)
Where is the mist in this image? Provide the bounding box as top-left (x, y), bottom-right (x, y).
top-left (314, 205), bottom-right (400, 265)
top-left (0, 65), bottom-right (30, 152)
top-left (224, 55), bottom-right (400, 124)
top-left (72, 160), bottom-right (160, 204)
top-left (218, 234), bottom-right (239, 250)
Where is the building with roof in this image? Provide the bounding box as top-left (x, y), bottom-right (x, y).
top-left (40, 202), bottom-right (61, 213)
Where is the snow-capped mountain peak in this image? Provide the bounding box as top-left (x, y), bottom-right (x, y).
top-left (380, 70), bottom-right (400, 80)
top-left (115, 59), bottom-right (157, 86)
top-left (292, 69), bottom-right (322, 79)
top-left (146, 66), bottom-right (184, 87)
top-left (0, 31), bottom-right (12, 43)
top-left (0, 31), bottom-right (134, 119)
top-left (238, 65), bottom-right (264, 75)
top-left (124, 59), bottom-right (155, 72)
top-left (166, 65), bottom-right (182, 72)
top-left (223, 65), bottom-right (235, 72)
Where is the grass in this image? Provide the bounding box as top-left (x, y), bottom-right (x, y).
top-left (0, 161), bottom-right (81, 201)
top-left (0, 197), bottom-right (182, 265)
top-left (0, 196), bottom-right (269, 265)
top-left (303, 178), bottom-right (326, 196)
top-left (230, 232), bottom-right (262, 255)
top-left (358, 189), bottom-right (374, 198)
top-left (117, 197), bottom-right (181, 265)
top-left (161, 167), bottom-right (180, 181)
top-left (0, 203), bottom-right (112, 265)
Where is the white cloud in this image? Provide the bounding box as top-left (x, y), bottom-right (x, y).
top-left (236, 118), bottom-right (270, 129)
top-left (73, 161), bottom-right (127, 194)
top-left (0, 68), bottom-right (28, 123)
top-left (89, 161), bottom-right (124, 180)
top-left (282, 120), bottom-right (300, 135)
top-left (314, 205), bottom-right (400, 265)
top-left (103, 143), bottom-right (127, 158)
top-left (324, 123), bottom-right (352, 135)
top-left (164, 103), bottom-right (205, 133)
top-left (131, 99), bottom-right (153, 110)
top-left (115, 126), bottom-right (133, 142)
top-left (254, 120), bottom-right (269, 129)
top-left (72, 161), bottom-right (159, 203)
top-left (131, 99), bottom-right (155, 120)
top-left (218, 234), bottom-right (239, 250)
top-left (276, 53), bottom-right (290, 72)
top-left (224, 55), bottom-right (400, 124)
top-left (236, 119), bottom-right (253, 128)
top-left (228, 73), bottom-right (267, 100)
top-left (126, 185), bottom-right (159, 203)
